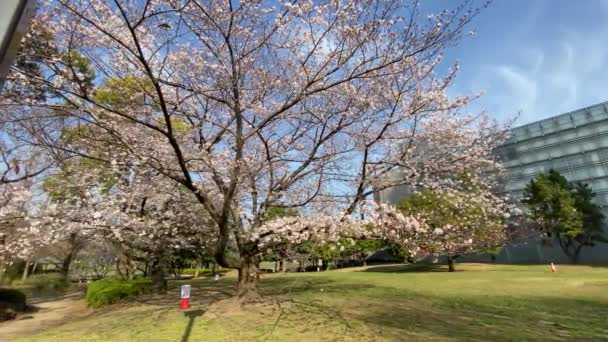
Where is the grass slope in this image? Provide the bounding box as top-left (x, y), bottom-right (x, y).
top-left (16, 264), bottom-right (608, 341)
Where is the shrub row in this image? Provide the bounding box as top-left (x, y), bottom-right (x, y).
top-left (0, 288), bottom-right (27, 321)
top-left (86, 279), bottom-right (152, 308)
top-left (0, 288), bottom-right (26, 311)
top-left (19, 274), bottom-right (69, 297)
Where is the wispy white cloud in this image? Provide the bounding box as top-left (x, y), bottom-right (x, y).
top-left (454, 2), bottom-right (608, 126)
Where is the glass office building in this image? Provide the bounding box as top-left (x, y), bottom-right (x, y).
top-left (493, 101), bottom-right (608, 263)
top-left (376, 101), bottom-right (608, 263)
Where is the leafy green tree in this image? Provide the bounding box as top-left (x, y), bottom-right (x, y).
top-left (523, 170), bottom-right (606, 263)
top-left (263, 206), bottom-right (298, 222)
top-left (483, 246), bottom-right (503, 263)
top-left (42, 158), bottom-right (117, 201)
top-left (11, 20), bottom-right (58, 100)
top-left (93, 76), bottom-right (155, 108)
top-left (61, 51), bottom-right (96, 90)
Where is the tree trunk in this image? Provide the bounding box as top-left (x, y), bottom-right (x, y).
top-left (274, 260), bottom-right (278, 273)
top-left (0, 258), bottom-right (5, 282)
top-left (279, 259), bottom-right (284, 272)
top-left (194, 260), bottom-right (200, 279)
top-left (60, 250), bottom-right (74, 280)
top-left (22, 259), bottom-right (30, 281)
top-left (150, 257), bottom-right (167, 294)
top-left (32, 260), bottom-right (39, 275)
top-left (557, 236), bottom-right (581, 265)
top-left (571, 246), bottom-right (582, 264)
top-left (60, 233), bottom-right (82, 281)
top-left (490, 255), bottom-right (496, 263)
top-left (447, 255), bottom-right (456, 272)
top-left (116, 259), bottom-right (125, 279)
top-left (570, 255), bottom-right (579, 264)
top-left (237, 259), bottom-right (261, 303)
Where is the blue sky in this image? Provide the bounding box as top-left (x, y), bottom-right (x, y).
top-left (423, 0), bottom-right (608, 127)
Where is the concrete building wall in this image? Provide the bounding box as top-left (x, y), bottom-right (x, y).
top-left (376, 101), bottom-right (608, 264)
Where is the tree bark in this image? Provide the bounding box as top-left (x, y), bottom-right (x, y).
top-left (557, 237), bottom-right (583, 264)
top-left (22, 259), bottom-right (30, 281)
top-left (150, 257), bottom-right (167, 293)
top-left (571, 246), bottom-right (582, 264)
top-left (447, 255), bottom-right (456, 272)
top-left (0, 258), bottom-right (5, 282)
top-left (194, 260), bottom-right (200, 279)
top-left (116, 259), bottom-right (125, 279)
top-left (125, 255), bottom-right (132, 279)
top-left (60, 233), bottom-right (82, 281)
top-left (32, 260), bottom-right (39, 275)
top-left (60, 250), bottom-right (74, 280)
top-left (237, 259), bottom-right (261, 303)
top-left (279, 259), bottom-right (284, 272)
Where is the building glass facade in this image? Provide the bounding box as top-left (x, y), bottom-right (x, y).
top-left (376, 101), bottom-right (608, 263)
top-left (493, 101), bottom-right (608, 263)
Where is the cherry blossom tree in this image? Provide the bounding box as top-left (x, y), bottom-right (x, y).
top-left (396, 174), bottom-right (511, 271)
top-left (0, 181), bottom-right (33, 279)
top-left (0, 0), bottom-right (510, 302)
top-left (36, 157), bottom-right (215, 290)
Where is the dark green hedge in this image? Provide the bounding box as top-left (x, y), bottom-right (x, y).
top-left (86, 279), bottom-right (151, 308)
top-left (0, 288), bottom-right (27, 312)
top-left (21, 274), bottom-right (69, 297)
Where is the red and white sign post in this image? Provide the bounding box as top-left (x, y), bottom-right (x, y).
top-left (180, 284), bottom-right (191, 310)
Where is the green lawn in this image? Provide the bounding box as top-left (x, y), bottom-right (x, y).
top-left (16, 264), bottom-right (608, 341)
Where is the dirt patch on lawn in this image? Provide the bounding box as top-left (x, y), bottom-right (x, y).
top-left (0, 295), bottom-right (91, 341)
top-left (203, 296), bottom-right (286, 319)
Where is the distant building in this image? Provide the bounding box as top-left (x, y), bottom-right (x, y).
top-left (376, 101), bottom-right (608, 263)
top-left (494, 101), bottom-right (608, 263)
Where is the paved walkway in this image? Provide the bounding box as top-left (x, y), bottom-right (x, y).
top-left (0, 294), bottom-right (90, 341)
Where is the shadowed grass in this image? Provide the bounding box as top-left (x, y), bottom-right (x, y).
top-left (15, 263), bottom-right (608, 341)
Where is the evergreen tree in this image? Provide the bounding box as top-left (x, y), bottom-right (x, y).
top-left (523, 170), bottom-right (606, 263)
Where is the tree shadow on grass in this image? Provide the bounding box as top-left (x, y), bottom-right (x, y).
top-left (180, 309), bottom-right (205, 342)
top-left (361, 263), bottom-right (452, 273)
top-left (246, 271), bottom-right (608, 340)
top-left (261, 278), bottom-right (338, 295)
top-left (258, 275), bottom-right (608, 340)
top-left (360, 263), bottom-right (570, 273)
top-left (352, 292), bottom-right (608, 341)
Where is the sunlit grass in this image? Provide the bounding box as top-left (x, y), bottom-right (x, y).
top-left (17, 263), bottom-right (608, 341)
